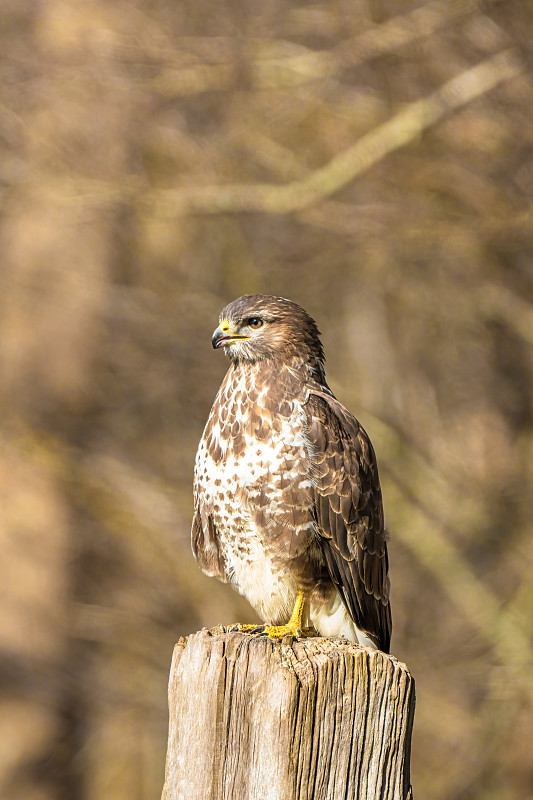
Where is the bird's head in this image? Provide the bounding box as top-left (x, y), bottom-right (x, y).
top-left (211, 295), bottom-right (325, 365)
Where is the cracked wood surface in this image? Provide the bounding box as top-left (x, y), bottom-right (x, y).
top-left (162, 627), bottom-right (414, 800)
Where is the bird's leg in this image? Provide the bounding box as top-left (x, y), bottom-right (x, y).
top-left (230, 594), bottom-right (317, 639)
top-left (263, 593), bottom-right (316, 640)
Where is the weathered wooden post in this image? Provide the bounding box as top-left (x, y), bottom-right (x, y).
top-left (161, 626), bottom-right (414, 800)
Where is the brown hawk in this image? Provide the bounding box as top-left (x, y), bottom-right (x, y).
top-left (192, 295), bottom-right (391, 652)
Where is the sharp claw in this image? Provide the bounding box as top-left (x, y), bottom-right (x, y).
top-left (230, 622), bottom-right (317, 639)
top-left (230, 623), bottom-right (267, 635)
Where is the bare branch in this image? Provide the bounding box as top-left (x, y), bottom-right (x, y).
top-left (150, 49), bottom-right (523, 217)
top-left (385, 467), bottom-right (533, 697)
top-left (149, 1), bottom-right (484, 97)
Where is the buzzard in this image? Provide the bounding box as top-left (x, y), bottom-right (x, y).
top-left (192, 295), bottom-right (391, 652)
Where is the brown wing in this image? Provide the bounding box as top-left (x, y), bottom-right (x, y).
top-left (306, 390), bottom-right (392, 652)
top-left (191, 504), bottom-right (227, 582)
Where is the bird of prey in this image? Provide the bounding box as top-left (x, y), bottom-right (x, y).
top-left (192, 295), bottom-right (391, 652)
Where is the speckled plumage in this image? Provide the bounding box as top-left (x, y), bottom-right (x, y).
top-left (192, 295), bottom-right (391, 652)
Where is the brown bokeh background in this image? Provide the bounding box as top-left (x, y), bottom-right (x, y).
top-left (2, 1), bottom-right (533, 798)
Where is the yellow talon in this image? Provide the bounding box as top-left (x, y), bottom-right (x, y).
top-left (231, 623), bottom-right (265, 634)
top-left (264, 624), bottom-right (316, 639)
top-left (265, 593), bottom-right (317, 639)
top-left (264, 592), bottom-right (303, 638)
top-left (231, 594), bottom-right (317, 640)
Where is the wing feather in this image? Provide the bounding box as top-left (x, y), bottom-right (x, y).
top-left (191, 505), bottom-right (227, 582)
top-left (306, 390), bottom-right (392, 652)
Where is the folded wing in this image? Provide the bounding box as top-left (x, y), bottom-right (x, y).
top-left (306, 390), bottom-right (391, 652)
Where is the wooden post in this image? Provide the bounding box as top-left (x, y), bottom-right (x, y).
top-left (162, 627), bottom-right (414, 800)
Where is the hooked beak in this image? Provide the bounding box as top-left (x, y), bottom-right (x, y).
top-left (211, 325), bottom-right (250, 349)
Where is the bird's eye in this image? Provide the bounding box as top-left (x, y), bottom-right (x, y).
top-left (248, 318), bottom-right (263, 329)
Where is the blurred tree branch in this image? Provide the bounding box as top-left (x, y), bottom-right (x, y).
top-left (149, 49), bottom-right (523, 217)
top-left (149, 0), bottom-right (485, 96)
top-left (384, 463), bottom-right (533, 696)
top-left (478, 283), bottom-right (533, 347)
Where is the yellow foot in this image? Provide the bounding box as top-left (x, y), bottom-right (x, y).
top-left (230, 622), bottom-right (317, 639)
top-left (230, 593), bottom-right (315, 640)
top-left (230, 623), bottom-right (267, 634)
top-left (264, 623), bottom-right (317, 640)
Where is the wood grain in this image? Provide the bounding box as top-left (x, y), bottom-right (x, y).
top-left (162, 627), bottom-right (414, 800)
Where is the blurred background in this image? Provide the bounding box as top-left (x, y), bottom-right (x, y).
top-left (1, 1), bottom-right (533, 798)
